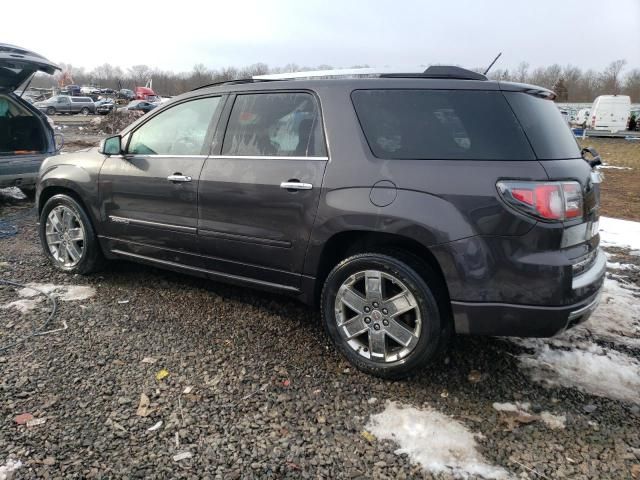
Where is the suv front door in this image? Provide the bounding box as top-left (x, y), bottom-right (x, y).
top-left (197, 91), bottom-right (328, 289)
top-left (98, 95), bottom-right (224, 264)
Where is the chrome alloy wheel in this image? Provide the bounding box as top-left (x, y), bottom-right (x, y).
top-left (45, 205), bottom-right (86, 267)
top-left (334, 270), bottom-right (422, 362)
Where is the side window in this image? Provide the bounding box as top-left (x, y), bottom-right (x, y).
top-left (351, 89), bottom-right (535, 161)
top-left (128, 97), bottom-right (220, 155)
top-left (222, 92), bottom-right (326, 157)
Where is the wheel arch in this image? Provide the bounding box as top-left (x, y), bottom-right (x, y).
top-left (38, 184), bottom-right (96, 229)
top-left (307, 230), bottom-right (451, 311)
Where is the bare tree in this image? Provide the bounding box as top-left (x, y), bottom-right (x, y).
top-left (515, 62), bottom-right (529, 83)
top-left (601, 59), bottom-right (627, 94)
top-left (624, 69), bottom-right (640, 102)
top-left (128, 65), bottom-right (152, 87)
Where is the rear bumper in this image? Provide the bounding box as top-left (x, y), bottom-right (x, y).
top-left (452, 249), bottom-right (606, 337)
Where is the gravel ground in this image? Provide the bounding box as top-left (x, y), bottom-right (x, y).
top-left (1, 192), bottom-right (639, 478)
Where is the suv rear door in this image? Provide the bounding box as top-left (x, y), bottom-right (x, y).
top-left (197, 91), bottom-right (328, 289)
top-left (98, 95), bottom-right (224, 263)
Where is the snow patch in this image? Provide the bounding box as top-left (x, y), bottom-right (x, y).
top-left (367, 401), bottom-right (508, 479)
top-left (0, 458), bottom-right (22, 480)
top-left (575, 277), bottom-right (640, 348)
top-left (599, 216), bottom-right (640, 250)
top-left (2, 283), bottom-right (96, 314)
top-left (598, 164), bottom-right (632, 170)
top-left (519, 344), bottom-right (640, 404)
top-left (0, 187), bottom-right (26, 200)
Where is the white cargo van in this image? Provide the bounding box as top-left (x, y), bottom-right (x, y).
top-left (590, 95), bottom-right (630, 132)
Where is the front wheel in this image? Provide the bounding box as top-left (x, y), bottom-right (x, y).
top-left (46, 107), bottom-right (56, 115)
top-left (39, 194), bottom-right (104, 274)
top-left (321, 252), bottom-right (444, 379)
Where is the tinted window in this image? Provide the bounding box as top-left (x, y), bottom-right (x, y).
top-left (222, 93), bottom-right (326, 157)
top-left (351, 89), bottom-right (535, 160)
top-left (504, 92), bottom-right (581, 160)
top-left (128, 97), bottom-right (220, 155)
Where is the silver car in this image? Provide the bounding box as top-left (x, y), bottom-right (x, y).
top-left (34, 95), bottom-right (96, 115)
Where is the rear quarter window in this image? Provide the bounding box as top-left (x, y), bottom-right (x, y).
top-left (503, 92), bottom-right (581, 160)
top-left (351, 89), bottom-right (535, 161)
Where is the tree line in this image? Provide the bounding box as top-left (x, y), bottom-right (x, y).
top-left (30, 59), bottom-right (639, 102)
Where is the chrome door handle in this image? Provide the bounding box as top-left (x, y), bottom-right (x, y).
top-left (280, 182), bottom-right (313, 190)
top-left (167, 174), bottom-right (192, 182)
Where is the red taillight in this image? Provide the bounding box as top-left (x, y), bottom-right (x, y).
top-left (497, 181), bottom-right (584, 221)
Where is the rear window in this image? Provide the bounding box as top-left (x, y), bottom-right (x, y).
top-left (503, 92), bottom-right (580, 160)
top-left (351, 89), bottom-right (535, 161)
top-left (71, 97), bottom-right (92, 103)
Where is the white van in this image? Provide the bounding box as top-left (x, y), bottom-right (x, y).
top-left (590, 95), bottom-right (630, 132)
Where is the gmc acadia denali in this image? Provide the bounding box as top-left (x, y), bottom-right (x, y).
top-left (36, 66), bottom-right (606, 378)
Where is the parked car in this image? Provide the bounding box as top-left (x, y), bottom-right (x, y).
top-left (95, 98), bottom-right (115, 115)
top-left (0, 43), bottom-right (60, 193)
top-left (589, 95), bottom-right (631, 132)
top-left (572, 108), bottom-right (590, 128)
top-left (80, 86), bottom-right (101, 95)
top-left (36, 66), bottom-right (605, 378)
top-left (117, 89), bottom-right (136, 101)
top-left (34, 95), bottom-right (95, 115)
top-left (127, 100), bottom-right (156, 113)
top-left (60, 84), bottom-right (81, 96)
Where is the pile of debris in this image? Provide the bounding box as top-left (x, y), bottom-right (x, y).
top-left (88, 110), bottom-right (144, 134)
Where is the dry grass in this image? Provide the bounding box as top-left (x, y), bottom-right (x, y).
top-left (577, 138), bottom-right (640, 221)
top-left (577, 137), bottom-right (640, 169)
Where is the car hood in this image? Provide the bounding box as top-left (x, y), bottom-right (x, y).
top-left (0, 43), bottom-right (60, 91)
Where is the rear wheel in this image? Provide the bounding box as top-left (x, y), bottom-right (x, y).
top-left (39, 194), bottom-right (104, 274)
top-left (46, 107), bottom-right (56, 115)
top-left (80, 107), bottom-right (90, 115)
top-left (321, 252), bottom-right (444, 379)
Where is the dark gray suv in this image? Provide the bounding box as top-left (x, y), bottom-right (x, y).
top-left (36, 66), bottom-right (605, 378)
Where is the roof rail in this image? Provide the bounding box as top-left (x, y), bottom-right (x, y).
top-left (253, 65), bottom-right (486, 81)
top-left (191, 78), bottom-right (275, 91)
top-left (253, 67), bottom-right (415, 80)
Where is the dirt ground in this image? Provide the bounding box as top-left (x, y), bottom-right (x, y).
top-left (0, 134), bottom-right (638, 479)
top-left (577, 137), bottom-right (640, 221)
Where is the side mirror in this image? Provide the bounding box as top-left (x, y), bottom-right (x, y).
top-left (99, 135), bottom-right (122, 156)
top-left (581, 147), bottom-right (602, 168)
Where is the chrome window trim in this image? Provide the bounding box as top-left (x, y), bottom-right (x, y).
top-left (208, 155), bottom-right (328, 161)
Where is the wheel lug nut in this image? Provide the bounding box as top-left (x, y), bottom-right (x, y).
top-left (382, 308), bottom-right (388, 315)
top-left (372, 301), bottom-right (379, 308)
top-left (373, 323), bottom-right (381, 330)
top-left (383, 319), bottom-right (389, 326)
top-left (364, 317), bottom-right (371, 324)
top-left (364, 306), bottom-right (371, 313)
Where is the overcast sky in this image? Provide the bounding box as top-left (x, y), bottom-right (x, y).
top-left (4, 0), bottom-right (639, 73)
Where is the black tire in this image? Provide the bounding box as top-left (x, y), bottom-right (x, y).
top-left (80, 107), bottom-right (90, 115)
top-left (46, 107), bottom-right (56, 115)
top-left (39, 194), bottom-right (104, 274)
top-left (321, 252), bottom-right (444, 379)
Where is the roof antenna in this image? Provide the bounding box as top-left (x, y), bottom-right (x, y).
top-left (483, 52), bottom-right (502, 75)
